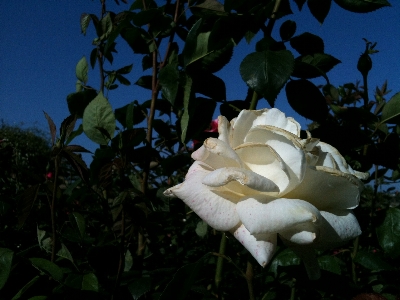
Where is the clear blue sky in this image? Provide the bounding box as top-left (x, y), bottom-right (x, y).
top-left (1, 1), bottom-right (399, 163)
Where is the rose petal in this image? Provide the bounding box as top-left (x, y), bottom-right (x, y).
top-left (192, 138), bottom-right (243, 169)
top-left (236, 198), bottom-right (320, 234)
top-left (284, 166), bottom-right (363, 210)
top-left (231, 109), bottom-right (269, 148)
top-left (164, 161), bottom-right (240, 231)
top-left (243, 127), bottom-right (306, 194)
top-left (202, 167), bottom-right (279, 193)
top-left (217, 115), bottom-right (232, 145)
top-left (235, 143), bottom-right (294, 195)
top-left (316, 142), bottom-right (369, 180)
top-left (317, 210), bottom-right (361, 246)
top-left (252, 108), bottom-right (301, 136)
top-left (230, 224), bottom-right (277, 267)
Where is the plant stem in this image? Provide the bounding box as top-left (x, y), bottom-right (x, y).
top-left (112, 208), bottom-right (126, 300)
top-left (249, 91), bottom-right (258, 110)
top-left (245, 260), bottom-right (255, 300)
top-left (363, 74), bottom-right (369, 109)
top-left (264, 0), bottom-right (282, 37)
top-left (351, 236), bottom-right (359, 285)
top-left (215, 232), bottom-right (227, 292)
top-left (50, 157), bottom-right (59, 262)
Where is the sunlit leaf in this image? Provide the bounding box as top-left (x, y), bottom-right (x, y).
top-left (83, 92), bottom-right (116, 145)
top-left (76, 56), bottom-right (89, 84)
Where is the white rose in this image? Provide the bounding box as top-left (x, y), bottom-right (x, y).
top-left (164, 108), bottom-right (368, 278)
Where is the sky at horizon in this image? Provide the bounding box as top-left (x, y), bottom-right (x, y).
top-left (1, 1), bottom-right (400, 176)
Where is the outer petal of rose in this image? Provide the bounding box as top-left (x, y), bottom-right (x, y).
top-left (230, 224), bottom-right (277, 267)
top-left (164, 161), bottom-right (240, 231)
top-left (236, 198), bottom-right (320, 234)
top-left (192, 138), bottom-right (243, 169)
top-left (202, 167), bottom-right (279, 193)
top-left (231, 109), bottom-right (269, 148)
top-left (316, 210), bottom-right (361, 246)
top-left (243, 127), bottom-right (306, 194)
top-left (316, 142), bottom-right (369, 180)
top-left (284, 166), bottom-right (363, 210)
top-left (252, 108), bottom-right (301, 137)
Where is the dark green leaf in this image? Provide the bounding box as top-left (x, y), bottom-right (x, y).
top-left (376, 208), bottom-right (400, 258)
top-left (159, 64), bottom-right (179, 105)
top-left (16, 184), bottom-right (40, 229)
top-left (121, 26), bottom-right (155, 54)
top-left (135, 75), bottom-right (153, 90)
top-left (268, 248), bottom-right (300, 275)
top-left (195, 220), bottom-right (208, 237)
top-left (153, 119), bottom-right (171, 139)
top-left (115, 101), bottom-right (146, 127)
top-left (128, 277), bottom-right (151, 300)
top-left (290, 32), bottom-right (324, 55)
top-left (132, 8), bottom-right (162, 27)
top-left (334, 0), bottom-right (390, 13)
top-left (317, 255), bottom-right (341, 274)
top-left (307, 0), bottom-right (332, 24)
top-left (76, 56), bottom-right (89, 84)
top-left (56, 243), bottom-right (74, 263)
top-left (354, 249), bottom-right (394, 270)
top-left (66, 124), bottom-right (84, 145)
top-left (116, 74), bottom-right (131, 85)
top-left (381, 92), bottom-right (400, 125)
top-left (142, 55), bottom-right (152, 71)
top-left (0, 248), bottom-right (13, 290)
top-left (220, 100), bottom-right (249, 120)
top-left (191, 0), bottom-right (228, 17)
top-left (82, 273), bottom-right (99, 291)
top-left (279, 20), bottom-right (297, 41)
top-left (161, 153), bottom-right (192, 176)
top-left (11, 276), bottom-right (40, 300)
top-left (159, 254), bottom-right (211, 300)
top-left (71, 212), bottom-right (86, 237)
top-left (117, 64), bottom-right (133, 74)
top-left (285, 79), bottom-right (328, 122)
top-left (90, 48), bottom-right (97, 69)
top-left (294, 0), bottom-right (307, 10)
top-left (181, 74), bottom-right (192, 143)
top-left (29, 258), bottom-right (63, 281)
top-left (82, 92), bottom-right (116, 145)
top-left (192, 72), bottom-right (226, 101)
top-left (240, 50), bottom-right (294, 107)
top-left (67, 89), bottom-right (98, 118)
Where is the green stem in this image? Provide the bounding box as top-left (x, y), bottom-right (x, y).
top-left (249, 91), bottom-right (258, 110)
top-left (245, 260), bottom-right (255, 300)
top-left (351, 236), bottom-right (359, 285)
top-left (50, 157), bottom-right (59, 263)
top-left (290, 278), bottom-right (296, 300)
top-left (215, 232), bottom-right (227, 291)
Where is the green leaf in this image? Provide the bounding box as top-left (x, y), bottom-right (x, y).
top-left (195, 220), bottom-right (208, 237)
top-left (307, 0), bottom-right (332, 24)
top-left (161, 153), bottom-right (192, 177)
top-left (294, 0), bottom-right (306, 10)
top-left (354, 249), bottom-right (394, 270)
top-left (290, 32), bottom-right (324, 55)
top-left (381, 92), bottom-right (400, 125)
top-left (268, 248), bottom-right (300, 275)
top-left (29, 258), bottom-right (63, 281)
top-left (317, 255), bottom-right (341, 274)
top-left (115, 101), bottom-right (146, 128)
top-left (192, 72), bottom-right (226, 101)
top-left (66, 124), bottom-right (84, 145)
top-left (292, 53), bottom-right (341, 79)
top-left (180, 74), bottom-right (192, 143)
top-left (279, 20), bottom-right (296, 41)
top-left (116, 74), bottom-right (131, 86)
top-left (0, 248), bottom-right (13, 290)
top-left (57, 243), bottom-right (74, 263)
top-left (191, 0), bottom-right (228, 17)
top-left (128, 277), bottom-right (152, 300)
top-left (334, 0), bottom-right (390, 13)
top-left (67, 89), bottom-right (98, 118)
top-left (83, 92), bottom-right (116, 145)
top-left (71, 212), bottom-right (86, 237)
top-left (11, 276), bottom-right (40, 300)
top-left (159, 254), bottom-right (211, 300)
top-left (82, 273), bottom-right (99, 292)
top-left (80, 13), bottom-right (91, 35)
top-left (240, 50), bottom-right (294, 107)
top-left (285, 79), bottom-right (329, 122)
top-left (159, 64), bottom-right (179, 105)
top-left (117, 64), bottom-right (133, 74)
top-left (376, 208), bottom-right (400, 258)
top-left (135, 75), bottom-right (153, 90)
top-left (28, 297), bottom-right (47, 300)
top-left (76, 56), bottom-right (89, 84)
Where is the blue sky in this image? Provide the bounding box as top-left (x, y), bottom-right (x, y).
top-left (1, 1), bottom-right (399, 164)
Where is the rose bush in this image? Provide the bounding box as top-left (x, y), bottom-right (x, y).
top-left (164, 108), bottom-right (368, 278)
